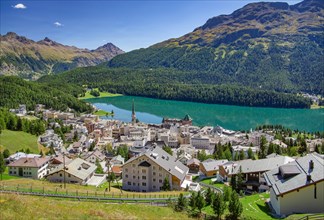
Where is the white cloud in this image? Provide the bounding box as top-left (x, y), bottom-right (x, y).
top-left (13, 3), bottom-right (27, 9)
top-left (54, 22), bottom-right (63, 27)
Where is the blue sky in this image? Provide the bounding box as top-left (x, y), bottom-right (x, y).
top-left (1, 0), bottom-right (301, 52)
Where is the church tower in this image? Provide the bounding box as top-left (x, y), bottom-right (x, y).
top-left (131, 99), bottom-right (136, 124)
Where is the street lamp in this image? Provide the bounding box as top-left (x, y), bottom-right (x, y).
top-left (63, 153), bottom-right (66, 189)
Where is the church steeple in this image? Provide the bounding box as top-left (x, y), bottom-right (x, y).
top-left (131, 99), bottom-right (136, 124)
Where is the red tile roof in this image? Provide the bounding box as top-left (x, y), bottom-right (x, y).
top-left (8, 157), bottom-right (50, 168)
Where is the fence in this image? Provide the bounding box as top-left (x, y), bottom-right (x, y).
top-left (298, 214), bottom-right (324, 220)
top-left (0, 184), bottom-right (182, 202)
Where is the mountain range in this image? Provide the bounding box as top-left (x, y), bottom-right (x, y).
top-left (1, 0), bottom-right (323, 109)
top-left (0, 32), bottom-right (124, 79)
top-left (109, 0), bottom-right (324, 95)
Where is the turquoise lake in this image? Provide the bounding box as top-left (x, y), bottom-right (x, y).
top-left (86, 96), bottom-right (324, 132)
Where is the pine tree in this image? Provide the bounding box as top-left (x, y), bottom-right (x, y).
top-left (236, 166), bottom-right (244, 192)
top-left (175, 193), bottom-right (187, 212)
top-left (228, 190), bottom-right (243, 220)
top-left (0, 153), bottom-right (5, 181)
top-left (205, 187), bottom-right (214, 206)
top-left (247, 147), bottom-right (253, 159)
top-left (230, 175), bottom-right (237, 192)
top-left (95, 159), bottom-right (104, 174)
top-left (196, 190), bottom-right (205, 213)
top-left (162, 177), bottom-right (171, 191)
top-left (3, 149), bottom-right (10, 158)
top-left (212, 193), bottom-right (226, 220)
top-left (223, 185), bottom-right (231, 202)
top-left (189, 191), bottom-right (197, 211)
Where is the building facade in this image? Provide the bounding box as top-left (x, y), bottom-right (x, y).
top-left (122, 147), bottom-right (189, 192)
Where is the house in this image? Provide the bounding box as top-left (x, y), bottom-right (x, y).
top-left (48, 154), bottom-right (72, 169)
top-left (191, 135), bottom-right (210, 149)
top-left (8, 157), bottom-right (50, 179)
top-left (84, 149), bottom-right (106, 164)
top-left (271, 139), bottom-right (288, 149)
top-left (187, 158), bottom-right (200, 174)
top-left (178, 152), bottom-right (192, 165)
top-left (110, 155), bottom-right (125, 166)
top-left (122, 146), bottom-right (189, 192)
top-left (220, 155), bottom-right (295, 192)
top-left (46, 158), bottom-right (97, 184)
top-left (200, 159), bottom-right (228, 177)
top-left (264, 153), bottom-right (324, 216)
top-left (231, 145), bottom-right (259, 159)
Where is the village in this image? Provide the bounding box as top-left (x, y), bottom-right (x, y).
top-left (2, 103), bottom-right (324, 218)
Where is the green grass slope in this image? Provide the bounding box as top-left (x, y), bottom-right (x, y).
top-left (0, 130), bottom-right (39, 154)
top-left (0, 194), bottom-right (193, 220)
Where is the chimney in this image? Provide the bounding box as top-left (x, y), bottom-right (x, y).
top-left (309, 160), bottom-right (314, 170)
top-left (307, 174), bottom-right (312, 182)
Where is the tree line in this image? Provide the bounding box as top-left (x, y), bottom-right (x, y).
top-left (0, 108), bottom-right (46, 136)
top-left (0, 76), bottom-right (92, 113)
top-left (39, 66), bottom-right (312, 108)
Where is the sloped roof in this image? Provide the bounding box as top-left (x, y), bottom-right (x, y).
top-left (201, 159), bottom-right (228, 172)
top-left (232, 155), bottom-right (294, 174)
top-left (187, 158), bottom-right (200, 166)
top-left (8, 157), bottom-right (50, 168)
top-left (264, 153), bottom-right (324, 196)
top-left (48, 158), bottom-right (96, 181)
top-left (125, 146), bottom-right (189, 181)
top-left (183, 114), bottom-right (192, 121)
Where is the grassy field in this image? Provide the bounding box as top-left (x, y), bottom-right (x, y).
top-left (200, 179), bottom-right (225, 189)
top-left (310, 104), bottom-right (324, 109)
top-left (79, 88), bottom-right (122, 100)
top-left (93, 109), bottom-right (114, 116)
top-left (0, 193), bottom-right (193, 220)
top-left (0, 130), bottom-right (39, 154)
top-left (202, 192), bottom-right (318, 220)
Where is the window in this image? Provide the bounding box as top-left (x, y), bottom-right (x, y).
top-left (142, 182), bottom-right (146, 186)
top-left (60, 173), bottom-right (62, 177)
top-left (142, 169), bottom-right (146, 173)
top-left (9, 171), bottom-right (12, 174)
top-left (153, 166), bottom-right (156, 170)
top-left (128, 182), bottom-right (131, 185)
top-left (159, 173), bottom-right (162, 177)
top-left (153, 178), bottom-right (156, 182)
top-left (153, 172), bottom-right (156, 176)
top-left (159, 179), bottom-right (162, 183)
top-left (68, 174), bottom-right (71, 177)
top-left (125, 168), bottom-right (128, 172)
top-left (133, 175), bottom-right (136, 179)
top-left (133, 183), bottom-right (136, 186)
top-left (159, 167), bottom-right (162, 171)
top-left (125, 174), bottom-right (128, 178)
top-left (142, 176), bottom-right (146, 180)
top-left (153, 186), bottom-right (156, 189)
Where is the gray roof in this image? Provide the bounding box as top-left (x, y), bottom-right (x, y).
top-left (264, 153), bottom-right (324, 196)
top-left (202, 159), bottom-right (228, 172)
top-left (125, 146), bottom-right (189, 181)
top-left (48, 158), bottom-right (96, 181)
top-left (232, 155), bottom-right (294, 174)
top-left (187, 158), bottom-right (200, 166)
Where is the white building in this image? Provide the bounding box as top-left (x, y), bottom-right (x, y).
top-left (191, 135), bottom-right (210, 149)
top-left (46, 158), bottom-right (97, 185)
top-left (122, 146), bottom-right (189, 192)
top-left (264, 153), bottom-right (324, 216)
top-left (8, 157), bottom-right (50, 179)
